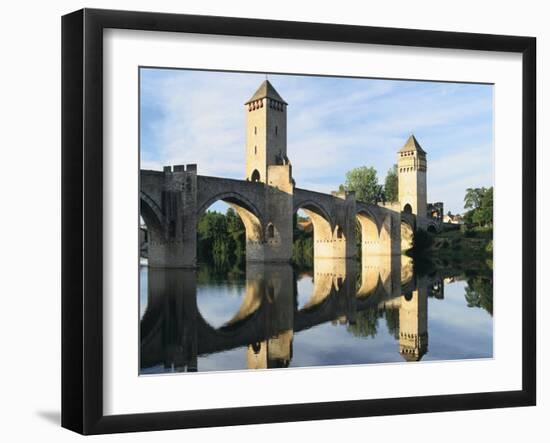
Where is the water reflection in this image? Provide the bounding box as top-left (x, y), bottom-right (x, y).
top-left (140, 256), bottom-right (493, 374)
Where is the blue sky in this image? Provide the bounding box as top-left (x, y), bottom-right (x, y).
top-left (140, 68), bottom-right (493, 214)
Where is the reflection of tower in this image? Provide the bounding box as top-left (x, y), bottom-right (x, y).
top-left (399, 278), bottom-right (428, 361)
top-left (246, 331), bottom-right (294, 369)
top-left (398, 135), bottom-right (427, 217)
top-left (245, 263), bottom-right (294, 369)
top-left (245, 80), bottom-right (290, 184)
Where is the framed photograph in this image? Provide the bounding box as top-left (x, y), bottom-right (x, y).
top-left (62, 8), bottom-right (536, 434)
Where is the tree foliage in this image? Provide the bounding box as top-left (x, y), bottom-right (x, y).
top-left (197, 208), bottom-right (245, 267)
top-left (342, 166), bottom-right (384, 204)
top-left (197, 209), bottom-right (313, 270)
top-left (384, 164), bottom-right (399, 202)
top-left (292, 213), bottom-right (313, 270)
top-left (347, 307), bottom-right (381, 338)
top-left (463, 187), bottom-right (493, 228)
top-left (464, 276), bottom-right (493, 315)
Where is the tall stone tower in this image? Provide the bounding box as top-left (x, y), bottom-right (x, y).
top-left (244, 80), bottom-right (293, 262)
top-left (397, 135), bottom-right (427, 217)
top-left (245, 80), bottom-right (289, 184)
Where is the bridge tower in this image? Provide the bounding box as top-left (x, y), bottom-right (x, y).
top-left (244, 80), bottom-right (294, 262)
top-left (397, 135), bottom-right (427, 217)
top-left (245, 80), bottom-right (289, 184)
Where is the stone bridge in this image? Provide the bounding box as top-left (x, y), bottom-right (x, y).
top-left (140, 167), bottom-right (417, 268)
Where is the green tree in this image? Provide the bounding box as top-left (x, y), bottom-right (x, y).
top-left (464, 276), bottom-right (493, 315)
top-left (463, 187), bottom-right (493, 228)
top-left (292, 212), bottom-right (313, 269)
top-left (347, 307), bottom-right (381, 338)
top-left (196, 209), bottom-right (246, 268)
top-left (464, 187), bottom-right (484, 210)
top-left (384, 164), bottom-right (399, 202)
top-left (344, 166), bottom-right (380, 204)
top-left (384, 308), bottom-right (400, 339)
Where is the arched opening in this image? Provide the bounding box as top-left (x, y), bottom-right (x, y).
top-left (356, 212), bottom-right (381, 297)
top-left (401, 221), bottom-right (414, 251)
top-left (293, 202), bottom-right (333, 266)
top-left (139, 192), bottom-right (165, 267)
top-left (403, 203), bottom-right (412, 214)
top-left (196, 195), bottom-right (262, 273)
top-left (335, 225), bottom-right (344, 239)
top-left (267, 223), bottom-right (275, 239)
top-left (357, 211), bottom-right (379, 257)
top-left (251, 169), bottom-right (261, 182)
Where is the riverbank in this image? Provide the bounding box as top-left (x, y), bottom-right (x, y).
top-left (409, 227), bottom-right (493, 276)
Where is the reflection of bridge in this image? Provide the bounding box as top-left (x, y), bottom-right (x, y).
top-left (140, 80), bottom-right (442, 268)
top-left (140, 256), bottom-right (447, 371)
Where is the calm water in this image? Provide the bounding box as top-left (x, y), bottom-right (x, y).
top-left (139, 257), bottom-right (493, 374)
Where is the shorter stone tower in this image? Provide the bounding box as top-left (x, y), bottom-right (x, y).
top-left (397, 135), bottom-right (427, 217)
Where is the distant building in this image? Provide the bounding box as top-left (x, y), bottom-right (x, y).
top-left (297, 219), bottom-right (313, 233)
top-left (427, 202), bottom-right (444, 221)
top-left (443, 213), bottom-right (464, 224)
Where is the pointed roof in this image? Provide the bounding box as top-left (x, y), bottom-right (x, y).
top-left (399, 134), bottom-right (426, 155)
top-left (245, 80), bottom-right (287, 105)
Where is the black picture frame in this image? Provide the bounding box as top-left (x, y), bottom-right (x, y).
top-left (61, 8), bottom-right (536, 435)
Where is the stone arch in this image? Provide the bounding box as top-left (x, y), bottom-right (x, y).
top-left (357, 210), bottom-right (379, 254)
top-left (403, 203), bottom-right (413, 214)
top-left (356, 210), bottom-right (394, 297)
top-left (294, 201), bottom-right (334, 259)
top-left (197, 191), bottom-right (262, 222)
top-left (293, 200), bottom-right (334, 228)
top-left (196, 192), bottom-right (264, 260)
top-left (140, 190), bottom-right (164, 232)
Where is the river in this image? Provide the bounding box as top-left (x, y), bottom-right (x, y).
top-left (139, 256), bottom-right (492, 374)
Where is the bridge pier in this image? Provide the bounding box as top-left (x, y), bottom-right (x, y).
top-left (144, 166), bottom-right (198, 268)
top-left (247, 165), bottom-right (294, 263)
